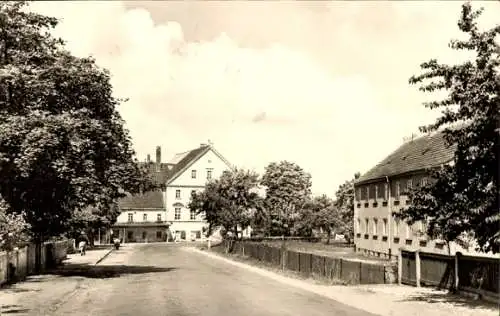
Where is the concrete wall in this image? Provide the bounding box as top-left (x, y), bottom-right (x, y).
top-left (0, 239), bottom-right (73, 287)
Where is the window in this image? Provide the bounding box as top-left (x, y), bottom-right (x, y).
top-left (142, 231), bottom-right (147, 240)
top-left (191, 170), bottom-right (197, 179)
top-left (382, 218), bottom-right (388, 235)
top-left (421, 177), bottom-right (428, 187)
top-left (373, 218), bottom-right (378, 235)
top-left (128, 213), bottom-right (133, 222)
top-left (394, 219), bottom-right (400, 235)
top-left (190, 209), bottom-right (196, 220)
top-left (407, 179), bottom-right (413, 192)
top-left (191, 190), bottom-right (196, 197)
top-left (156, 231), bottom-right (162, 239)
top-left (395, 181), bottom-right (401, 198)
top-left (157, 213), bottom-right (162, 222)
top-left (175, 189), bottom-right (181, 199)
top-left (127, 231), bottom-right (134, 240)
top-left (174, 208), bottom-right (181, 220)
top-left (365, 218), bottom-right (369, 233)
top-left (207, 169), bottom-right (213, 180)
top-left (384, 183), bottom-right (389, 199)
top-left (143, 213), bottom-right (148, 221)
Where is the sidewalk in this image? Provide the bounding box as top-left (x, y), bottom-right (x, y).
top-left (65, 246), bottom-right (114, 266)
top-left (185, 247), bottom-right (498, 316)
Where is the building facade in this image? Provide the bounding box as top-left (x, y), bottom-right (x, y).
top-left (164, 143), bottom-right (234, 241)
top-left (113, 142), bottom-right (237, 243)
top-left (353, 132), bottom-right (464, 258)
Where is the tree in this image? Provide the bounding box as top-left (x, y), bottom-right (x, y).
top-left (0, 2), bottom-right (151, 245)
top-left (188, 168), bottom-right (263, 240)
top-left (294, 195), bottom-right (341, 244)
top-left (334, 172), bottom-right (360, 243)
top-left (397, 2), bottom-right (499, 253)
top-left (0, 196), bottom-right (30, 252)
top-left (261, 161), bottom-right (312, 236)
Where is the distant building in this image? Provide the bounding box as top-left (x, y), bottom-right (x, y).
top-left (113, 142), bottom-right (247, 243)
top-left (353, 131), bottom-right (470, 259)
top-left (164, 142), bottom-right (233, 241)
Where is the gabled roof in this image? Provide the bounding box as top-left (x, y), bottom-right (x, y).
top-left (355, 131), bottom-right (456, 185)
top-left (166, 144), bottom-right (233, 185)
top-left (118, 190), bottom-right (164, 209)
top-left (138, 161), bottom-right (171, 185)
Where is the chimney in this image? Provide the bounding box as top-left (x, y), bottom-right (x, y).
top-left (147, 154), bottom-right (151, 163)
top-left (156, 146), bottom-right (161, 164)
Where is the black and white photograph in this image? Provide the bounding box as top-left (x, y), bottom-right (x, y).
top-left (0, 1), bottom-right (498, 315)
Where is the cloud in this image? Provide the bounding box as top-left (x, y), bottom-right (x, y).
top-left (28, 1), bottom-right (500, 195)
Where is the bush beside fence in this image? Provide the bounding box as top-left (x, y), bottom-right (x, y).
top-left (0, 239), bottom-right (74, 287)
top-left (221, 240), bottom-right (396, 285)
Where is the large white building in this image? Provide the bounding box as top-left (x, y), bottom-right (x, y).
top-left (165, 142), bottom-right (233, 241)
top-left (113, 142), bottom-right (235, 242)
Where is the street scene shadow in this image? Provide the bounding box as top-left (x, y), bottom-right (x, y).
top-left (45, 264), bottom-right (177, 279)
top-left (0, 304), bottom-right (31, 314)
top-left (397, 291), bottom-right (499, 311)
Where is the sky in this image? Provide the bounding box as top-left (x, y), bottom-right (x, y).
top-left (29, 1), bottom-right (499, 196)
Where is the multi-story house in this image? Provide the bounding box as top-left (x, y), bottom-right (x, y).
top-left (164, 142), bottom-right (234, 241)
top-left (113, 142), bottom-right (237, 243)
top-left (353, 131), bottom-right (462, 259)
top-left (113, 146), bottom-right (172, 243)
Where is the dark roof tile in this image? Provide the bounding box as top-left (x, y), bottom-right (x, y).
top-left (118, 190), bottom-right (164, 209)
top-left (356, 132), bottom-right (456, 184)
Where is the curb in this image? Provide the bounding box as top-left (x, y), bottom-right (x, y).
top-left (94, 248), bottom-right (115, 265)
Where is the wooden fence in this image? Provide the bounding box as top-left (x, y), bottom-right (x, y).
top-left (399, 250), bottom-right (499, 302)
top-left (222, 240), bottom-right (396, 285)
top-left (0, 239), bottom-right (74, 287)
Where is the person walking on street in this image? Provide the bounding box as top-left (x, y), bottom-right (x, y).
top-left (78, 232), bottom-right (89, 256)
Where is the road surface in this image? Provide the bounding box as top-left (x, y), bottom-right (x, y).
top-left (1, 243), bottom-right (377, 316)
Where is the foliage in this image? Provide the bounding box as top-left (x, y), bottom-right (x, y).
top-left (293, 195), bottom-right (341, 243)
top-left (0, 197), bottom-right (30, 251)
top-left (261, 161), bottom-right (312, 236)
top-left (396, 3), bottom-right (499, 253)
top-left (188, 168), bottom-right (263, 239)
top-left (0, 2), bottom-right (153, 241)
top-left (334, 172), bottom-right (360, 241)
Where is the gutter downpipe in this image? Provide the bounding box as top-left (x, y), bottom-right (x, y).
top-left (386, 176), bottom-right (392, 260)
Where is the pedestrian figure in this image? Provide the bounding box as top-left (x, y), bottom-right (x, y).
top-left (78, 232), bottom-right (89, 256)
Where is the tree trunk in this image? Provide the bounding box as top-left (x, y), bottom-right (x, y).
top-left (34, 234), bottom-right (43, 274)
top-left (326, 228), bottom-right (331, 244)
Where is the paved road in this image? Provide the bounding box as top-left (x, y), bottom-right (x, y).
top-left (1, 243), bottom-right (377, 316)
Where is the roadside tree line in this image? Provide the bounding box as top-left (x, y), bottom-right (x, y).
top-left (188, 161), bottom-right (359, 244)
top-left (0, 2), bottom-right (154, 258)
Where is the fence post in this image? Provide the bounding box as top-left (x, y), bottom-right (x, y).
top-left (398, 249), bottom-right (403, 285)
top-left (454, 251), bottom-right (461, 292)
top-left (415, 250), bottom-right (421, 287)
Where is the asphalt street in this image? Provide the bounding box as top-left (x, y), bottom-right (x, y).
top-left (0, 243), bottom-right (378, 316)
